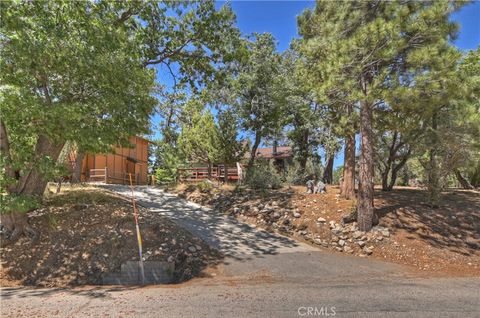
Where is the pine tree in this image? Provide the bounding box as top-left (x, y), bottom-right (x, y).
top-left (297, 0), bottom-right (463, 230)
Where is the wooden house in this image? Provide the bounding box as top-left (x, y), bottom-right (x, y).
top-left (79, 136), bottom-right (149, 185)
top-left (244, 144), bottom-right (293, 171)
top-left (177, 144), bottom-right (293, 182)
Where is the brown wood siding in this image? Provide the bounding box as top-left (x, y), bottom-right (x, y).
top-left (95, 155), bottom-right (106, 170)
top-left (80, 136), bottom-right (149, 184)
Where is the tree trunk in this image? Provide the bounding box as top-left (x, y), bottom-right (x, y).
top-left (207, 161), bottom-right (212, 179)
top-left (381, 169), bottom-right (389, 191)
top-left (298, 129), bottom-right (309, 176)
top-left (357, 96), bottom-right (375, 231)
top-left (17, 136), bottom-right (65, 196)
top-left (0, 119), bottom-right (17, 193)
top-left (0, 212), bottom-right (39, 246)
top-left (247, 132), bottom-right (261, 170)
top-left (381, 131), bottom-right (397, 191)
top-left (427, 112), bottom-right (441, 208)
top-left (454, 169), bottom-right (474, 189)
top-left (323, 154), bottom-right (334, 184)
top-left (387, 149), bottom-right (411, 191)
top-left (387, 166), bottom-right (399, 191)
top-left (71, 150), bottom-right (85, 183)
top-left (341, 133), bottom-right (356, 199)
top-left (1, 135), bottom-right (65, 245)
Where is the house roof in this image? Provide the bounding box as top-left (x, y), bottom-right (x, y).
top-left (245, 146), bottom-right (293, 159)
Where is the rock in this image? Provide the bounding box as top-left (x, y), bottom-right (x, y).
top-left (376, 236), bottom-right (383, 241)
top-left (331, 228), bottom-right (342, 235)
top-left (167, 256), bottom-right (175, 263)
top-left (343, 246), bottom-right (353, 253)
top-left (357, 240), bottom-right (366, 248)
top-left (314, 238), bottom-right (323, 245)
top-left (329, 221), bottom-right (336, 229)
top-left (233, 207), bottom-right (240, 213)
top-left (353, 231), bottom-right (363, 239)
top-left (335, 247), bottom-right (343, 252)
top-left (363, 247), bottom-right (373, 255)
top-left (188, 246), bottom-right (196, 253)
top-left (331, 236), bottom-right (339, 243)
top-left (273, 212), bottom-right (281, 219)
top-left (381, 230), bottom-right (390, 237)
top-left (293, 212), bottom-right (301, 218)
top-left (338, 239), bottom-right (346, 247)
top-left (317, 217), bottom-right (326, 223)
top-left (195, 245), bottom-right (202, 251)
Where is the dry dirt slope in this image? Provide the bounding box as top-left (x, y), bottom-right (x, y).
top-left (0, 186), bottom-right (221, 287)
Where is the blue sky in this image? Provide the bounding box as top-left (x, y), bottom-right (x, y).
top-left (223, 0), bottom-right (480, 51)
top-left (153, 1), bottom-right (480, 168)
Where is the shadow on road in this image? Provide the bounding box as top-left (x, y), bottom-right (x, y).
top-left (0, 285), bottom-right (140, 300)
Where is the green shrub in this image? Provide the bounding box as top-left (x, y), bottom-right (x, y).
top-left (197, 180), bottom-right (214, 193)
top-left (285, 159), bottom-right (323, 185)
top-left (155, 167), bottom-right (177, 184)
top-left (246, 161), bottom-right (283, 190)
top-left (0, 194), bottom-right (40, 215)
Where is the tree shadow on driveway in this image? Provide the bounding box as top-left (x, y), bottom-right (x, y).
top-left (103, 185), bottom-right (314, 263)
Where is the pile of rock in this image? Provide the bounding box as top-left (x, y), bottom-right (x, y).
top-left (182, 188), bottom-right (392, 258)
top-left (319, 221), bottom-right (390, 256)
top-left (225, 198), bottom-right (302, 232)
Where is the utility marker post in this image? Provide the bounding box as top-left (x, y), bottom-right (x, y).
top-left (129, 173), bottom-right (145, 285)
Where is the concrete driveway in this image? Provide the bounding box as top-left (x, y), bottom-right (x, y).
top-left (104, 185), bottom-right (316, 258)
top-left (1, 185), bottom-right (478, 317)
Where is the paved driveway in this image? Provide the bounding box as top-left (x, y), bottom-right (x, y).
top-left (1, 185), bottom-right (478, 317)
top-left (103, 185), bottom-right (315, 258)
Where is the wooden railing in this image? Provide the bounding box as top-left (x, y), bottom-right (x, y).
top-left (89, 168), bottom-right (107, 183)
top-left (177, 165), bottom-right (239, 182)
top-left (88, 168), bottom-right (140, 185)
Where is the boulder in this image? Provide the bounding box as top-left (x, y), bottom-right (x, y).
top-left (381, 230), bottom-right (390, 237)
top-left (353, 231), bottom-right (363, 239)
top-left (363, 247), bottom-right (373, 255)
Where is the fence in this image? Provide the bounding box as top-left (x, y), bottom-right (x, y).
top-left (88, 167), bottom-right (140, 185)
top-left (177, 165), bottom-right (239, 182)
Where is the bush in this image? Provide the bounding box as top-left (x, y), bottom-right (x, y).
top-left (197, 179), bottom-right (214, 193)
top-left (285, 159), bottom-right (323, 185)
top-left (0, 194), bottom-right (39, 215)
top-left (155, 167), bottom-right (177, 184)
top-left (246, 161), bottom-right (283, 190)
